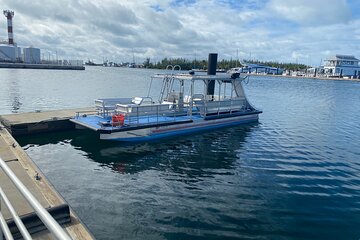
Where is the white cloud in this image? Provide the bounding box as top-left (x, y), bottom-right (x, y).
top-left (0, 0), bottom-right (359, 65)
top-left (267, 0), bottom-right (351, 26)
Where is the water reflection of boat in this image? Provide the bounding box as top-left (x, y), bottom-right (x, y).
top-left (17, 124), bottom-right (257, 175)
top-left (71, 54), bottom-right (262, 142)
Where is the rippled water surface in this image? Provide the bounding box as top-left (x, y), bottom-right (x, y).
top-left (2, 67), bottom-right (360, 239)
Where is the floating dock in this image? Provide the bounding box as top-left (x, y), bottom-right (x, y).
top-left (0, 107), bottom-right (95, 136)
top-left (0, 108), bottom-right (95, 239)
top-left (0, 63), bottom-right (85, 70)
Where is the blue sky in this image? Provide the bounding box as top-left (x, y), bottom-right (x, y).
top-left (0, 0), bottom-right (359, 65)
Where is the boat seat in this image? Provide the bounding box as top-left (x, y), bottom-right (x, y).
top-left (116, 103), bottom-right (172, 116)
top-left (131, 96), bottom-right (153, 105)
top-left (95, 98), bottom-right (132, 117)
top-left (132, 97), bottom-right (143, 105)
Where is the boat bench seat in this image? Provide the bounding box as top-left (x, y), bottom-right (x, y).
top-left (95, 98), bottom-right (132, 116)
top-left (116, 103), bottom-right (172, 116)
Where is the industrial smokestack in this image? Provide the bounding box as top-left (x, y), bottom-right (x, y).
top-left (3, 10), bottom-right (14, 45)
top-left (206, 53), bottom-right (217, 96)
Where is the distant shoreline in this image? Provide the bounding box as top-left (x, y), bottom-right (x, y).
top-left (0, 62), bottom-right (85, 70)
top-left (248, 73), bottom-right (360, 82)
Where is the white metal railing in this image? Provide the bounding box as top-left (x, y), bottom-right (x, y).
top-left (0, 187), bottom-right (29, 240)
top-left (0, 157), bottom-right (72, 240)
top-left (0, 203), bottom-right (13, 240)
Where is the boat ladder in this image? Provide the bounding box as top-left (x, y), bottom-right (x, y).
top-left (158, 65), bottom-right (182, 102)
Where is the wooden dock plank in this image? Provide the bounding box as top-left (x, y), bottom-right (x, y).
top-left (0, 137), bottom-right (17, 162)
top-left (0, 123), bottom-right (94, 239)
top-left (0, 161), bottom-right (51, 219)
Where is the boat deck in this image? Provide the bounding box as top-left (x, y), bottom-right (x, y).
top-left (72, 114), bottom-right (203, 131)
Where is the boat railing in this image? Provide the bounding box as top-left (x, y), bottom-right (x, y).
top-left (114, 102), bottom-right (190, 127)
top-left (116, 103), bottom-right (171, 115)
top-left (75, 109), bottom-right (98, 118)
top-left (0, 157), bottom-right (72, 240)
top-left (115, 103), bottom-right (172, 125)
top-left (194, 98), bottom-right (247, 116)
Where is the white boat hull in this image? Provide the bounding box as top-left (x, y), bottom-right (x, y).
top-left (100, 113), bottom-right (259, 141)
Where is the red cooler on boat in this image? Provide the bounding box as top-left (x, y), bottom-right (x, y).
top-left (112, 114), bottom-right (125, 126)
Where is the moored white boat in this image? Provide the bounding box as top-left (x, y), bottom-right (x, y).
top-left (71, 55), bottom-right (262, 142)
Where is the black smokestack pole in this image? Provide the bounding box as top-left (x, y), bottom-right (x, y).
top-left (207, 53), bottom-right (217, 97)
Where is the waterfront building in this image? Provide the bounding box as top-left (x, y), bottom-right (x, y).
top-left (323, 54), bottom-right (360, 77)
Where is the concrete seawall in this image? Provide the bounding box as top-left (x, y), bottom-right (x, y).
top-left (0, 63), bottom-right (85, 70)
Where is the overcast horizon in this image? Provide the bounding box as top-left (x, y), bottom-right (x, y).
top-left (0, 0), bottom-right (359, 66)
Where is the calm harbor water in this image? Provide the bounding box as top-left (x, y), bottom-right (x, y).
top-left (1, 67), bottom-right (360, 239)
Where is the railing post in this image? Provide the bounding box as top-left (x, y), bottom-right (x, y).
top-left (0, 158), bottom-right (72, 240)
top-left (0, 188), bottom-right (31, 240)
top-left (0, 198), bottom-right (2, 240)
top-left (0, 196), bottom-right (3, 240)
top-left (0, 211), bottom-right (14, 240)
top-left (137, 107), bottom-right (139, 125)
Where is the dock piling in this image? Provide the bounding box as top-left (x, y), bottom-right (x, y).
top-left (206, 53), bottom-right (218, 97)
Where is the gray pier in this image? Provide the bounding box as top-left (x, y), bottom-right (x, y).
top-left (0, 108), bottom-right (95, 239)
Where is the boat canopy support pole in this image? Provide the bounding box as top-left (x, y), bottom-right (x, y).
top-left (179, 79), bottom-right (184, 111)
top-left (217, 80), bottom-right (222, 115)
top-left (147, 77), bottom-right (153, 98)
top-left (230, 81), bottom-right (234, 114)
top-left (189, 80), bottom-right (194, 119)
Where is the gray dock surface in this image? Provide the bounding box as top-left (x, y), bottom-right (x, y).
top-left (0, 108), bottom-right (95, 239)
top-left (0, 107), bottom-right (95, 136)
